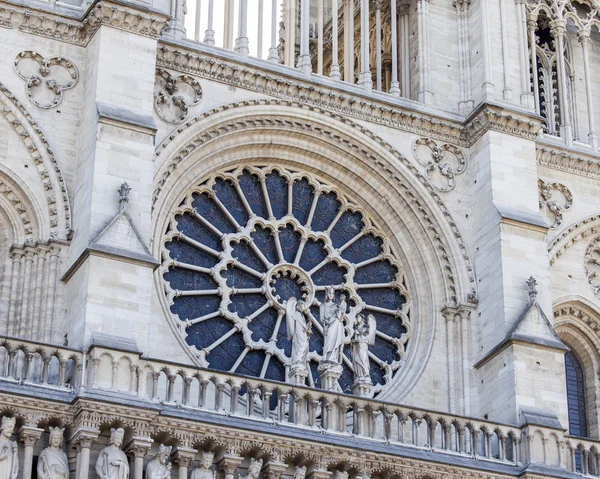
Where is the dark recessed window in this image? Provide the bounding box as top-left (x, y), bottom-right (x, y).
top-left (565, 350), bottom-right (587, 438)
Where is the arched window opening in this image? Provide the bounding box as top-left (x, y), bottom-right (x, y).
top-left (565, 350), bottom-right (588, 437)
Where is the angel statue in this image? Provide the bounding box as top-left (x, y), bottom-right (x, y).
top-left (286, 298), bottom-right (311, 367)
top-left (351, 314), bottom-right (376, 388)
top-left (0, 417), bottom-right (18, 479)
top-left (38, 427), bottom-right (68, 479)
top-left (96, 428), bottom-right (129, 479)
top-left (319, 286), bottom-right (346, 365)
top-left (146, 445), bottom-right (172, 479)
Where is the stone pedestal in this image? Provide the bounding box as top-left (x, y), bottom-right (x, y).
top-left (318, 361), bottom-right (343, 391)
top-left (352, 377), bottom-right (373, 397)
top-left (289, 363), bottom-right (308, 386)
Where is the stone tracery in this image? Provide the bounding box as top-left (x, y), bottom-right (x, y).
top-left (161, 165), bottom-right (411, 394)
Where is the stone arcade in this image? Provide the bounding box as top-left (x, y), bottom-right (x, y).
top-left (1, 0), bottom-right (600, 478)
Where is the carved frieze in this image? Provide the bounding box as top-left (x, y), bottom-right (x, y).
top-left (538, 179), bottom-right (573, 229)
top-left (585, 236), bottom-right (600, 300)
top-left (14, 51), bottom-right (78, 109)
top-left (154, 69), bottom-right (202, 123)
top-left (413, 138), bottom-right (466, 192)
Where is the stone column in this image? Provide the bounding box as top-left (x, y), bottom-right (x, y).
top-left (578, 30), bottom-right (598, 150)
top-left (389, 0), bottom-right (400, 96)
top-left (71, 428), bottom-right (99, 479)
top-left (126, 436), bottom-right (153, 479)
top-left (318, 362), bottom-right (342, 391)
top-left (357, 0), bottom-right (372, 91)
top-left (330, 0), bottom-right (341, 80)
top-left (550, 19), bottom-right (573, 145)
top-left (218, 455), bottom-right (243, 479)
top-left (172, 447), bottom-right (198, 479)
top-left (20, 427), bottom-right (43, 479)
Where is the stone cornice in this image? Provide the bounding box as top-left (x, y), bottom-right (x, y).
top-left (0, 0), bottom-right (170, 45)
top-left (537, 141), bottom-right (600, 180)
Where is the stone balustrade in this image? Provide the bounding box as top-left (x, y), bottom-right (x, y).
top-left (0, 335), bottom-right (597, 477)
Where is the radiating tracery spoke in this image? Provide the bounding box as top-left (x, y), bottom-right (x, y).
top-left (162, 166), bottom-right (412, 395)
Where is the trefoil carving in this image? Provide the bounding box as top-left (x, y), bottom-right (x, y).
top-left (413, 138), bottom-right (466, 192)
top-left (154, 69), bottom-right (202, 123)
top-left (538, 179), bottom-right (573, 229)
top-left (13, 51), bottom-right (78, 109)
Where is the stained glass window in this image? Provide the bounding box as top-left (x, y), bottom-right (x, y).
top-left (162, 166), bottom-right (411, 395)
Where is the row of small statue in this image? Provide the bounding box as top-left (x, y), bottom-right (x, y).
top-left (0, 421), bottom-right (316, 479)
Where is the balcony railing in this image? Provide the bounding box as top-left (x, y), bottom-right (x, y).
top-left (0, 336), bottom-right (597, 476)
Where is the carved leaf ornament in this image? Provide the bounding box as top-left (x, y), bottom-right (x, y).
top-left (14, 51), bottom-right (78, 109)
top-left (154, 69), bottom-right (202, 123)
top-left (161, 166), bottom-right (412, 394)
top-left (538, 179), bottom-right (573, 229)
top-left (413, 138), bottom-right (466, 192)
top-left (585, 236), bottom-right (600, 300)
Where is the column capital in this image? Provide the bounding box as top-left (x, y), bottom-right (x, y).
top-left (578, 28), bottom-right (591, 42)
top-left (19, 426), bottom-right (43, 447)
top-left (550, 19), bottom-right (567, 38)
top-left (172, 447), bottom-right (198, 468)
top-left (218, 454), bottom-right (243, 475)
top-left (125, 436), bottom-right (154, 458)
top-left (308, 470), bottom-right (332, 479)
top-left (264, 461), bottom-right (287, 479)
top-left (70, 427), bottom-right (100, 449)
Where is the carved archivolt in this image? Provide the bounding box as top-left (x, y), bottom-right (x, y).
top-left (549, 214), bottom-right (600, 265)
top-left (538, 179), bottom-right (573, 229)
top-left (585, 236), bottom-right (600, 300)
top-left (13, 51), bottom-right (78, 109)
top-left (0, 176), bottom-right (34, 240)
top-left (154, 69), bottom-right (202, 123)
top-left (413, 138), bottom-right (466, 192)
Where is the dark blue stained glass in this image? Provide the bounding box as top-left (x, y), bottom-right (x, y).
top-left (354, 261), bottom-right (398, 284)
top-left (213, 178), bottom-right (249, 226)
top-left (309, 360), bottom-right (321, 389)
top-left (360, 288), bottom-right (406, 311)
top-left (278, 224), bottom-right (302, 263)
top-left (248, 307), bottom-right (279, 342)
top-left (299, 239), bottom-right (327, 271)
top-left (251, 226), bottom-right (278, 265)
top-left (275, 314), bottom-right (292, 357)
top-left (207, 331), bottom-right (245, 371)
top-left (341, 234), bottom-right (384, 264)
top-left (312, 262), bottom-right (348, 286)
top-left (221, 267), bottom-right (263, 289)
top-left (238, 170), bottom-right (268, 218)
top-left (165, 240), bottom-right (219, 268)
top-left (265, 357), bottom-right (286, 383)
top-left (271, 273), bottom-right (306, 303)
top-left (236, 350), bottom-right (265, 377)
top-left (228, 293), bottom-right (267, 318)
top-left (311, 192), bottom-right (341, 232)
top-left (369, 359), bottom-right (385, 386)
top-left (330, 211), bottom-right (364, 248)
top-left (292, 178), bottom-right (315, 225)
top-left (266, 171), bottom-right (289, 219)
top-left (163, 268), bottom-right (218, 291)
top-left (175, 213), bottom-right (222, 251)
top-left (308, 324), bottom-right (323, 355)
top-left (192, 193), bottom-right (236, 234)
top-left (232, 240), bottom-right (267, 273)
top-left (171, 295), bottom-right (221, 321)
top-left (370, 312), bottom-right (407, 338)
top-left (185, 316), bottom-right (232, 349)
top-left (371, 337), bottom-right (400, 364)
top-left (565, 351), bottom-right (588, 437)
top-left (343, 345), bottom-right (353, 363)
top-left (339, 363), bottom-right (354, 393)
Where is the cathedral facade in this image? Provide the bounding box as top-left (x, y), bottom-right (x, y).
top-left (0, 0), bottom-right (599, 478)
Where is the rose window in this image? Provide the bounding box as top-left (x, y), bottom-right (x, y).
top-left (161, 166), bottom-right (411, 394)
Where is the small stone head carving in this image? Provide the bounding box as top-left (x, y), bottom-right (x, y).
top-left (49, 427), bottom-right (65, 448)
top-left (1, 417), bottom-right (16, 437)
top-left (157, 444), bottom-right (172, 463)
top-left (294, 466), bottom-right (307, 479)
top-left (109, 428), bottom-right (125, 447)
top-left (200, 452), bottom-right (214, 469)
top-left (325, 286), bottom-right (335, 301)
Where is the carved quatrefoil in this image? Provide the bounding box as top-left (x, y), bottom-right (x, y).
top-left (14, 51), bottom-right (79, 109)
top-left (538, 179), bottom-right (573, 229)
top-left (154, 69), bottom-right (202, 123)
top-left (413, 138), bottom-right (466, 192)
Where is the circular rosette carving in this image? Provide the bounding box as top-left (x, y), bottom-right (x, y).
top-left (160, 166), bottom-right (412, 395)
top-left (154, 69), bottom-right (202, 123)
top-left (585, 236), bottom-right (600, 300)
top-left (413, 138), bottom-right (466, 192)
top-left (14, 51), bottom-right (79, 109)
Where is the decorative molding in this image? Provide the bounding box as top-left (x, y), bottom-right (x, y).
top-left (548, 215), bottom-right (600, 265)
top-left (585, 236), bottom-right (600, 300)
top-left (0, 0), bottom-right (170, 46)
top-left (13, 51), bottom-right (79, 109)
top-left (413, 138), bottom-right (466, 192)
top-left (0, 82), bottom-right (72, 240)
top-left (553, 301), bottom-right (600, 336)
top-left (537, 144), bottom-right (600, 180)
top-left (0, 176), bottom-right (33, 239)
top-left (153, 99), bottom-right (478, 305)
top-left (463, 104), bottom-right (543, 144)
top-left (154, 69), bottom-right (202, 124)
top-left (537, 179), bottom-right (573, 229)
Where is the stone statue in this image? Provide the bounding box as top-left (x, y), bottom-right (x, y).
top-left (320, 286), bottom-right (346, 365)
top-left (239, 458), bottom-right (262, 479)
top-left (286, 298), bottom-right (311, 366)
top-left (190, 452), bottom-right (214, 479)
top-left (95, 428), bottom-right (129, 479)
top-left (37, 427), bottom-right (68, 479)
top-left (351, 314), bottom-right (376, 380)
top-left (293, 466), bottom-right (306, 479)
top-left (146, 445), bottom-right (172, 479)
top-left (0, 417), bottom-right (18, 479)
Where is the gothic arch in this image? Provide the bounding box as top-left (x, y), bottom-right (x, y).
top-left (152, 100), bottom-right (476, 403)
top-left (554, 298), bottom-right (600, 437)
top-left (549, 214), bottom-right (600, 265)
